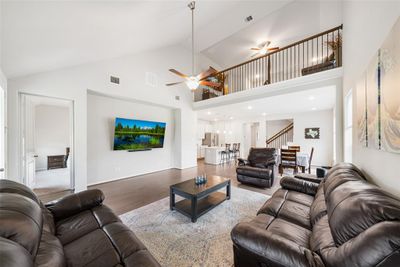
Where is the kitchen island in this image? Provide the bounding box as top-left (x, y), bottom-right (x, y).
top-left (204, 146), bottom-right (233, 165)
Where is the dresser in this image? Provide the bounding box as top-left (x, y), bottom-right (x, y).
top-left (47, 155), bottom-right (66, 170)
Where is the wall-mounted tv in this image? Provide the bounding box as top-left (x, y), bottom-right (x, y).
top-left (113, 117), bottom-right (166, 151)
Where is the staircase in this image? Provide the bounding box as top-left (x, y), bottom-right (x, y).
top-left (266, 123), bottom-right (293, 149)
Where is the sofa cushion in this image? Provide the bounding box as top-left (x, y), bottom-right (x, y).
top-left (34, 231), bottom-right (66, 267)
top-left (0, 237), bottom-right (34, 267)
top-left (258, 189), bottom-right (313, 230)
top-left (310, 183), bottom-right (327, 226)
top-left (0, 193), bottom-right (42, 256)
top-left (56, 210), bottom-right (100, 245)
top-left (63, 229), bottom-right (121, 267)
top-left (231, 218), bottom-right (322, 267)
top-left (326, 179), bottom-right (400, 246)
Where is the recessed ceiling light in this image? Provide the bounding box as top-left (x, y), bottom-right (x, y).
top-left (216, 130), bottom-right (220, 133)
top-left (207, 111), bottom-right (211, 115)
top-left (255, 74), bottom-right (260, 79)
top-left (262, 112), bottom-right (267, 116)
top-left (229, 116), bottom-right (234, 120)
top-left (308, 96), bottom-right (315, 100)
top-left (247, 106), bottom-right (253, 110)
top-left (214, 118), bottom-right (218, 121)
top-left (223, 130), bottom-right (227, 134)
top-left (229, 131), bottom-right (233, 135)
top-left (311, 107), bottom-right (317, 111)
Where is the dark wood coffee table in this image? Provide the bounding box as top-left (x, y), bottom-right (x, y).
top-left (170, 176), bottom-right (231, 222)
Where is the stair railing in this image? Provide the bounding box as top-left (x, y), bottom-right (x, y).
top-left (198, 25), bottom-right (342, 101)
top-left (266, 123), bottom-right (294, 149)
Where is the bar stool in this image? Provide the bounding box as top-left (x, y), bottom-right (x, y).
top-left (225, 144), bottom-right (231, 163)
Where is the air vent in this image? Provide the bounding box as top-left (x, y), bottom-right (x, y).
top-left (145, 72), bottom-right (158, 87)
top-left (110, 76), bottom-right (120, 84)
top-left (245, 15), bottom-right (253, 22)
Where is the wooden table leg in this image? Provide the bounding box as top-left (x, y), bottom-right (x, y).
top-left (226, 181), bottom-right (231, 200)
top-left (170, 187), bottom-right (175, 211)
top-left (191, 196), bottom-right (197, 223)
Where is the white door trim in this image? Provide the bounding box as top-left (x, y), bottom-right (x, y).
top-left (18, 92), bottom-right (75, 191)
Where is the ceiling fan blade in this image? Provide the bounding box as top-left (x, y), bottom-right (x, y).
top-left (169, 69), bottom-right (188, 79)
top-left (200, 81), bottom-right (221, 87)
top-left (251, 48), bottom-right (261, 51)
top-left (268, 47), bottom-right (279, 51)
top-left (166, 81), bottom-right (184, 86)
top-left (197, 67), bottom-right (218, 80)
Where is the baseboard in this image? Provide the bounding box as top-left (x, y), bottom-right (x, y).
top-left (87, 166), bottom-right (175, 187)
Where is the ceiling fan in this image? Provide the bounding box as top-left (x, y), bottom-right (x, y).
top-left (166, 1), bottom-right (220, 90)
top-left (251, 41), bottom-right (279, 58)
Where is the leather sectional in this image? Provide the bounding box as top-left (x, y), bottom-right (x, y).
top-left (231, 163), bottom-right (400, 267)
top-left (0, 179), bottom-right (160, 267)
top-left (236, 148), bottom-right (277, 188)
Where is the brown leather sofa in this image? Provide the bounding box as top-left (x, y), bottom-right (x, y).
top-left (231, 163), bottom-right (400, 267)
top-left (0, 179), bottom-right (160, 267)
top-left (236, 148), bottom-right (277, 188)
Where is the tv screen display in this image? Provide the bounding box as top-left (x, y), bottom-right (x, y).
top-left (113, 117), bottom-right (166, 151)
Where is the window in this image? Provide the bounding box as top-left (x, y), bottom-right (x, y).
top-left (344, 90), bottom-right (352, 162)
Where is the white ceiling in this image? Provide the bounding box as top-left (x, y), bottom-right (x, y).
top-left (202, 1), bottom-right (342, 68)
top-left (1, 0), bottom-right (293, 78)
top-left (197, 86), bottom-right (336, 121)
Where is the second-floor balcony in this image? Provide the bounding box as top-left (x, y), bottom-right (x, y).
top-left (196, 25), bottom-right (342, 102)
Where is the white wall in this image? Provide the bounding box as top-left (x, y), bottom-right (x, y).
top-left (7, 44), bottom-right (198, 192)
top-left (266, 110), bottom-right (334, 167)
top-left (34, 105), bottom-right (70, 170)
top-left (343, 1), bottom-right (400, 195)
top-left (87, 93), bottom-right (174, 185)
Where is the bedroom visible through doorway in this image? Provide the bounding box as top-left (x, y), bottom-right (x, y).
top-left (19, 94), bottom-right (74, 196)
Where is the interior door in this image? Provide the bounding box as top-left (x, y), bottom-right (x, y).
top-left (0, 86), bottom-right (5, 179)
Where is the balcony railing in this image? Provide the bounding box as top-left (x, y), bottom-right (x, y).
top-left (198, 25), bottom-right (342, 101)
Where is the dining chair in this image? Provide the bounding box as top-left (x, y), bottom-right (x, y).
top-left (306, 147), bottom-right (314, 174)
top-left (279, 149), bottom-right (298, 175)
top-left (288, 145), bottom-right (301, 152)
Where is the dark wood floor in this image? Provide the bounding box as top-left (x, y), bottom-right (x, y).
top-left (39, 160), bottom-right (281, 215)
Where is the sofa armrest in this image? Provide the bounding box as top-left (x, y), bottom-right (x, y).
top-left (231, 222), bottom-right (324, 267)
top-left (280, 177), bottom-right (319, 196)
top-left (237, 158), bottom-right (250, 166)
top-left (265, 159), bottom-right (276, 166)
top-left (294, 173), bottom-right (323, 184)
top-left (46, 189), bottom-right (105, 221)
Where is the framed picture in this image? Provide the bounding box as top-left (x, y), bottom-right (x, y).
top-left (305, 128), bottom-right (320, 139)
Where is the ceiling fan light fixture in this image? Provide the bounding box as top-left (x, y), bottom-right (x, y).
top-left (259, 48), bottom-right (268, 55)
top-left (186, 76), bottom-right (200, 90)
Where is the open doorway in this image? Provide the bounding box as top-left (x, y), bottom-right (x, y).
top-left (19, 93), bottom-right (74, 196)
top-left (0, 86), bottom-right (5, 179)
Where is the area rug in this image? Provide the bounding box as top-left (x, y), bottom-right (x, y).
top-left (120, 186), bottom-right (269, 267)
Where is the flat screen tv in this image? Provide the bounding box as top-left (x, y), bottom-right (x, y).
top-left (113, 117), bottom-right (166, 151)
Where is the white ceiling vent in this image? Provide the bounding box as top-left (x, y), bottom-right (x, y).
top-left (145, 72), bottom-right (158, 87)
top-left (110, 76), bottom-right (120, 84)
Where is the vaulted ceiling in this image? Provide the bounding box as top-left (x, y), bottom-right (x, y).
top-left (0, 0), bottom-right (292, 78)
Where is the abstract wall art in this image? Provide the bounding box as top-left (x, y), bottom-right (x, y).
top-left (380, 16), bottom-right (400, 153)
top-left (356, 16), bottom-right (400, 154)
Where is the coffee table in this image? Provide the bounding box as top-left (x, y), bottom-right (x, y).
top-left (170, 176), bottom-right (231, 222)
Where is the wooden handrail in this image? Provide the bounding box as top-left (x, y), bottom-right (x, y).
top-left (266, 123), bottom-right (293, 145)
top-left (201, 24), bottom-right (343, 80)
